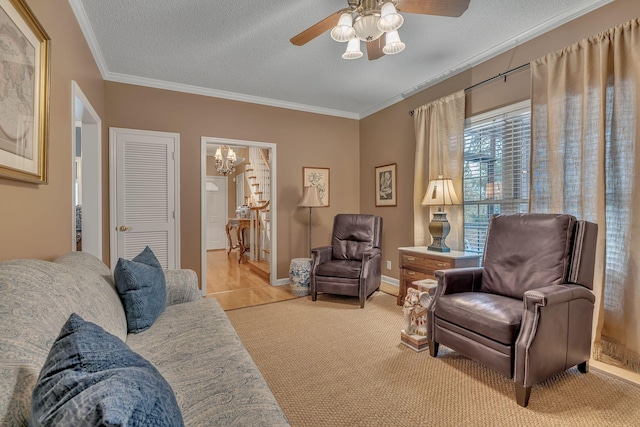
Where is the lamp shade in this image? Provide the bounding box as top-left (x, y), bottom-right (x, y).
top-left (331, 13), bottom-right (355, 42)
top-left (421, 175), bottom-right (461, 206)
top-left (377, 2), bottom-right (404, 32)
top-left (298, 186), bottom-right (324, 207)
top-left (353, 14), bottom-right (383, 42)
top-left (342, 37), bottom-right (363, 59)
top-left (382, 30), bottom-right (405, 55)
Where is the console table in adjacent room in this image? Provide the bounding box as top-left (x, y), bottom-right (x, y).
top-left (226, 218), bottom-right (250, 263)
top-left (397, 247), bottom-right (482, 305)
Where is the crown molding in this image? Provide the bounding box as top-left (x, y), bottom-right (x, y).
top-left (103, 72), bottom-right (360, 120)
top-left (358, 0), bottom-right (614, 118)
top-left (68, 0), bottom-right (109, 77)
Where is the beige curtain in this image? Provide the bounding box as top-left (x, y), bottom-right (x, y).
top-left (531, 19), bottom-right (640, 372)
top-left (413, 91), bottom-right (465, 249)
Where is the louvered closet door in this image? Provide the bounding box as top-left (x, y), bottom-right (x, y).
top-left (110, 128), bottom-right (179, 270)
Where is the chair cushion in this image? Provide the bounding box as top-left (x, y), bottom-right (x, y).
top-left (30, 313), bottom-right (183, 427)
top-left (316, 260), bottom-right (362, 279)
top-left (435, 292), bottom-right (523, 345)
top-left (481, 213), bottom-right (576, 299)
top-left (114, 246), bottom-right (167, 333)
top-left (331, 214), bottom-right (379, 260)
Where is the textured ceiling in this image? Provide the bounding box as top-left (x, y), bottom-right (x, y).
top-left (71, 0), bottom-right (611, 118)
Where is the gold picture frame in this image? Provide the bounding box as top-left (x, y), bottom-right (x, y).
top-left (0, 0), bottom-right (50, 184)
top-left (375, 163), bottom-right (397, 207)
top-left (303, 167), bottom-right (330, 207)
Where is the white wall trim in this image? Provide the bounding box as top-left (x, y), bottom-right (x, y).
top-left (382, 275), bottom-right (399, 288)
top-left (68, 0), bottom-right (109, 77)
top-left (71, 81), bottom-right (102, 260)
top-left (201, 137), bottom-right (279, 296)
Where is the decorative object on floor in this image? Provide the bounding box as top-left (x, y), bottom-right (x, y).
top-left (428, 213), bottom-right (598, 407)
top-left (311, 214), bottom-right (382, 308)
top-left (298, 185), bottom-right (324, 257)
top-left (400, 287), bottom-right (430, 352)
top-left (302, 167), bottom-right (330, 206)
top-left (421, 175), bottom-right (460, 252)
top-left (0, 0), bottom-right (50, 184)
top-left (214, 145), bottom-right (236, 175)
top-left (290, 0), bottom-right (470, 61)
top-left (289, 258), bottom-right (312, 297)
top-left (374, 163), bottom-right (397, 206)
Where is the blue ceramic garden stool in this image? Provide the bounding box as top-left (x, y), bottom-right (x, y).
top-left (289, 258), bottom-right (312, 297)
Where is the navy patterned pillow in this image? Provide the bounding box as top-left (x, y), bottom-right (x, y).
top-left (30, 313), bottom-right (183, 427)
top-left (114, 246), bottom-right (166, 333)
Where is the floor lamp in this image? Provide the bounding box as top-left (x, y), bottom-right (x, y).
top-left (298, 186), bottom-right (324, 257)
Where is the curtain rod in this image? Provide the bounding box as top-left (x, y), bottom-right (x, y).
top-left (408, 63), bottom-right (531, 116)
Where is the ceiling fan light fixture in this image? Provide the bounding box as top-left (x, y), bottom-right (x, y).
top-left (331, 12), bottom-right (356, 42)
top-left (377, 2), bottom-right (404, 32)
top-left (382, 30), bottom-right (405, 55)
top-left (342, 37), bottom-right (363, 59)
top-left (353, 14), bottom-right (383, 42)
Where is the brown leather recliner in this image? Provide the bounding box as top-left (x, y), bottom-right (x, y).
top-left (311, 214), bottom-right (383, 308)
top-left (427, 213), bottom-right (598, 407)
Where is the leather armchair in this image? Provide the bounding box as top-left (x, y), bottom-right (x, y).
top-left (427, 213), bottom-right (598, 407)
top-left (311, 214), bottom-right (383, 308)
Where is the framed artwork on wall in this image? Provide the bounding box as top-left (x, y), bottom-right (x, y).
top-left (375, 163), bottom-right (397, 207)
top-left (303, 167), bottom-right (330, 207)
top-left (0, 0), bottom-right (50, 184)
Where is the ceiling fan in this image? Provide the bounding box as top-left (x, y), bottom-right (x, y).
top-left (290, 0), bottom-right (471, 60)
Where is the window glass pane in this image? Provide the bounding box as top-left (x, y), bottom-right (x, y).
top-left (463, 102), bottom-right (531, 254)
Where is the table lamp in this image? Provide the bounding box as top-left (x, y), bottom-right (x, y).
top-left (298, 186), bottom-right (324, 257)
top-left (421, 175), bottom-right (461, 252)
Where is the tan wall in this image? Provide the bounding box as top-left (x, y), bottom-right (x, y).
top-left (104, 82), bottom-right (360, 280)
top-left (0, 0), bottom-right (105, 261)
top-left (360, 0), bottom-right (639, 280)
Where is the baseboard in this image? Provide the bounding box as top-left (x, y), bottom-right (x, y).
top-left (274, 278), bottom-right (289, 286)
top-left (382, 275), bottom-right (399, 287)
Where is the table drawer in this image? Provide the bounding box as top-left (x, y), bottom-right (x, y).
top-left (402, 269), bottom-right (432, 281)
top-left (401, 254), bottom-right (453, 271)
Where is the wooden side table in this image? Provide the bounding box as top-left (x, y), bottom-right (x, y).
top-left (397, 247), bottom-right (481, 305)
top-left (226, 218), bottom-right (250, 263)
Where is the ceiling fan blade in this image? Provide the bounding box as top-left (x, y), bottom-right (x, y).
top-left (367, 36), bottom-right (385, 61)
top-left (396, 0), bottom-right (470, 17)
top-left (290, 9), bottom-right (349, 46)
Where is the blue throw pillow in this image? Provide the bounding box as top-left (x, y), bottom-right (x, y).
top-left (30, 313), bottom-right (184, 427)
top-left (114, 246), bottom-right (167, 333)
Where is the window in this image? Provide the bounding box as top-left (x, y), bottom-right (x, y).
top-left (463, 101), bottom-right (531, 254)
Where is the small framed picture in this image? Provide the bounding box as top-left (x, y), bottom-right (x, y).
top-left (303, 167), bottom-right (329, 207)
top-left (375, 163), bottom-right (397, 207)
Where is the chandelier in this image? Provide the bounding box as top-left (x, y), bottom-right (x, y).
top-left (214, 145), bottom-right (237, 175)
top-left (331, 1), bottom-right (405, 60)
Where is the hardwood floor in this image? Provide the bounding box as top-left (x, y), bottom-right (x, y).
top-left (206, 250), bottom-right (297, 311)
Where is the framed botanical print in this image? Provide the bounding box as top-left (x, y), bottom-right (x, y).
top-left (375, 163), bottom-right (397, 207)
top-left (303, 167), bottom-right (330, 207)
top-left (0, 0), bottom-right (50, 184)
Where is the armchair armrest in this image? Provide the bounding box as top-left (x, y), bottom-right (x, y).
top-left (362, 247), bottom-right (381, 263)
top-left (311, 246), bottom-right (333, 268)
top-left (434, 267), bottom-right (484, 296)
top-left (164, 269), bottom-right (201, 306)
top-left (515, 283), bottom-right (595, 387)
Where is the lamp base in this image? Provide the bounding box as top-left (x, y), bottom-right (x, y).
top-left (427, 210), bottom-right (451, 253)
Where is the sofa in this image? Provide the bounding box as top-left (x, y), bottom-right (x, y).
top-left (0, 251), bottom-right (289, 426)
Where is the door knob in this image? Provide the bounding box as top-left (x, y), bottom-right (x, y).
top-left (119, 225), bottom-right (131, 232)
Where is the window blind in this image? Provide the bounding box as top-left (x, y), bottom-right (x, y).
top-left (463, 101), bottom-right (531, 254)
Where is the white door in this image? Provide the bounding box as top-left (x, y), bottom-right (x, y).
top-left (206, 176), bottom-right (227, 250)
top-left (110, 128), bottom-right (180, 269)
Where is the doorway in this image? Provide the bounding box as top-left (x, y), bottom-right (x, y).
top-left (206, 176), bottom-right (227, 250)
top-left (71, 81), bottom-right (101, 259)
top-left (200, 137), bottom-right (277, 296)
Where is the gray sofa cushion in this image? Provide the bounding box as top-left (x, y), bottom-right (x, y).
top-left (126, 297), bottom-right (290, 426)
top-left (30, 314), bottom-right (183, 427)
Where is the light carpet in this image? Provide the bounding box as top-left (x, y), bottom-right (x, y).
top-left (227, 292), bottom-right (640, 426)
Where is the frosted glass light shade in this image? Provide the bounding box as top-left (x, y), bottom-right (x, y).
top-left (331, 13), bottom-right (355, 42)
top-left (342, 37), bottom-right (363, 59)
top-left (377, 2), bottom-right (404, 32)
top-left (353, 14), bottom-right (383, 41)
top-left (382, 30), bottom-right (405, 55)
